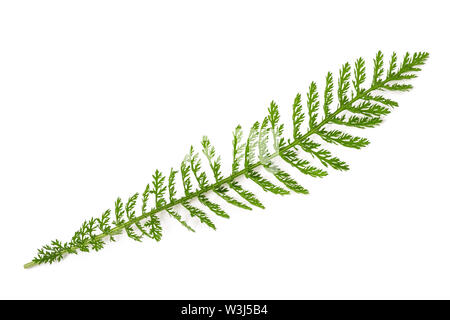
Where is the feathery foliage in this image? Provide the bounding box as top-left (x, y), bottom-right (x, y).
top-left (25, 50), bottom-right (429, 268)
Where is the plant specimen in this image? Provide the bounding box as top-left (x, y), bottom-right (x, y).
top-left (24, 51), bottom-right (429, 268)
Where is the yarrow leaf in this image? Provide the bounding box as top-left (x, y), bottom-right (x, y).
top-left (25, 50), bottom-right (429, 268)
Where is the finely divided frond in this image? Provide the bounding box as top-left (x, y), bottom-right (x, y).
top-left (317, 129), bottom-right (370, 149)
top-left (352, 57), bottom-right (366, 95)
top-left (202, 136), bottom-right (223, 181)
top-left (245, 121), bottom-right (260, 168)
top-left (97, 209), bottom-right (114, 241)
top-left (198, 195), bottom-right (229, 219)
top-left (347, 101), bottom-right (391, 117)
top-left (332, 114), bottom-right (383, 128)
top-left (271, 168), bottom-right (308, 194)
top-left (113, 198), bottom-right (125, 227)
top-left (247, 170), bottom-right (290, 195)
top-left (338, 62), bottom-right (351, 105)
top-left (362, 94), bottom-right (398, 108)
top-left (229, 181), bottom-right (265, 209)
top-left (292, 93), bottom-right (305, 140)
top-left (372, 51), bottom-right (384, 86)
top-left (267, 101), bottom-right (284, 151)
top-left (323, 72), bottom-right (334, 117)
top-left (258, 117), bottom-right (271, 164)
top-left (214, 185), bottom-right (252, 210)
top-left (168, 168), bottom-right (177, 202)
top-left (232, 125), bottom-right (245, 173)
top-left (299, 138), bottom-right (349, 171)
top-left (166, 208), bottom-right (195, 232)
top-left (166, 168), bottom-right (195, 231)
top-left (387, 52), bottom-right (397, 78)
top-left (280, 148), bottom-right (328, 178)
top-left (182, 202), bottom-right (216, 230)
top-left (180, 159), bottom-right (193, 195)
top-left (188, 146), bottom-right (209, 189)
top-left (26, 50), bottom-right (429, 268)
top-left (307, 82), bottom-right (320, 129)
top-left (125, 192), bottom-right (142, 242)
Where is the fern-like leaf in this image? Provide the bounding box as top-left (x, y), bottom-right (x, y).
top-left (229, 181), bottom-right (265, 209)
top-left (245, 121), bottom-right (260, 168)
top-left (232, 125), bottom-right (245, 173)
top-left (25, 50), bottom-right (429, 268)
top-left (300, 138), bottom-right (349, 171)
top-left (214, 185), bottom-right (252, 210)
top-left (182, 202), bottom-right (216, 230)
top-left (338, 62), bottom-right (351, 105)
top-left (247, 170), bottom-right (290, 195)
top-left (307, 82), bottom-right (320, 129)
top-left (292, 93), bottom-right (305, 140)
top-left (125, 193), bottom-right (142, 242)
top-left (332, 114), bottom-right (383, 128)
top-left (353, 57), bottom-right (366, 95)
top-left (347, 101), bottom-right (391, 117)
top-left (280, 148), bottom-right (328, 178)
top-left (317, 129), bottom-right (370, 149)
top-left (372, 51), bottom-right (384, 85)
top-left (323, 72), bottom-right (334, 116)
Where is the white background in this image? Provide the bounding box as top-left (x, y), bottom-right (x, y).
top-left (0, 0), bottom-right (449, 299)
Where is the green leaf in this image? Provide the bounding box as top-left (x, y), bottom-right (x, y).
top-left (372, 51), bottom-right (384, 86)
top-left (347, 101), bottom-right (390, 117)
top-left (202, 136), bottom-right (223, 181)
top-left (318, 129), bottom-right (370, 149)
top-left (168, 168), bottom-right (177, 202)
top-left (232, 125), bottom-right (245, 173)
top-left (180, 159), bottom-right (193, 195)
top-left (266, 166), bottom-right (308, 194)
top-left (166, 208), bottom-right (195, 232)
top-left (247, 170), bottom-right (290, 195)
top-left (258, 117), bottom-right (271, 163)
top-left (26, 50), bottom-right (430, 268)
top-left (352, 57), bottom-right (366, 94)
top-left (332, 115), bottom-right (382, 128)
top-left (125, 193), bottom-right (139, 219)
top-left (267, 101), bottom-right (284, 151)
top-left (292, 93), bottom-right (305, 140)
top-left (187, 146), bottom-right (209, 189)
top-left (151, 170), bottom-right (167, 208)
top-left (338, 62), bottom-right (351, 105)
top-left (267, 100), bottom-right (281, 129)
top-left (137, 185), bottom-right (160, 241)
top-left (362, 94), bottom-right (398, 108)
top-left (133, 220), bottom-right (151, 241)
top-left (307, 82), bottom-right (320, 128)
top-left (141, 184), bottom-right (151, 214)
top-left (143, 211), bottom-right (162, 241)
top-left (229, 181), bottom-right (265, 209)
top-left (245, 121), bottom-right (260, 167)
top-left (387, 52), bottom-right (397, 78)
top-left (125, 224), bottom-right (143, 242)
top-left (214, 186), bottom-right (252, 210)
top-left (323, 72), bottom-right (334, 116)
top-left (382, 83), bottom-right (413, 91)
top-left (388, 52), bottom-right (429, 81)
top-left (126, 192), bottom-right (143, 241)
top-left (113, 198), bottom-right (125, 227)
top-left (280, 148), bottom-right (328, 178)
top-left (96, 209), bottom-right (113, 237)
top-left (90, 238), bottom-right (105, 252)
top-left (182, 202), bottom-right (216, 230)
top-left (300, 138), bottom-right (349, 171)
top-left (198, 194), bottom-right (229, 218)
